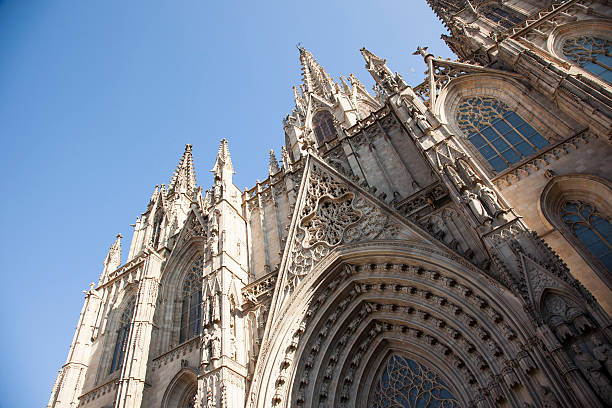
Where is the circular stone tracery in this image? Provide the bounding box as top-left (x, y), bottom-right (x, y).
top-left (369, 354), bottom-right (461, 408)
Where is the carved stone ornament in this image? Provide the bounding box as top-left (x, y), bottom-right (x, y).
top-left (283, 157), bottom-right (413, 292)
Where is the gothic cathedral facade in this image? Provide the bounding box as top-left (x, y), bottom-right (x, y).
top-left (48, 1), bottom-right (612, 407)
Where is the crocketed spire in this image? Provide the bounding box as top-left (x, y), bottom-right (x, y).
top-left (100, 234), bottom-right (122, 283)
top-left (426, 0), bottom-right (467, 23)
top-left (269, 149), bottom-right (280, 175)
top-left (298, 47), bottom-right (336, 100)
top-left (168, 144), bottom-right (197, 195)
top-left (211, 138), bottom-right (234, 178)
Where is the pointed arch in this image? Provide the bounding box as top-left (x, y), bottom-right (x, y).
top-left (436, 73), bottom-right (580, 177)
top-left (247, 242), bottom-right (567, 408)
top-left (549, 19), bottom-right (612, 84)
top-left (540, 174), bottom-right (612, 290)
top-left (151, 208), bottom-right (165, 248)
top-left (161, 368), bottom-right (198, 408)
top-left (367, 352), bottom-right (461, 408)
top-left (154, 239), bottom-right (206, 355)
top-left (311, 110), bottom-right (337, 144)
top-left (108, 296), bottom-right (135, 374)
top-left (179, 258), bottom-right (203, 343)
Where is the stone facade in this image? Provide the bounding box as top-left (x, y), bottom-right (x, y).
top-left (48, 1), bottom-right (612, 407)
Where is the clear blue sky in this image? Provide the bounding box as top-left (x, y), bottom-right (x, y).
top-left (0, 1), bottom-right (452, 406)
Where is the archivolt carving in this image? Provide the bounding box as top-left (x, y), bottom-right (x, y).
top-left (264, 261), bottom-right (540, 407)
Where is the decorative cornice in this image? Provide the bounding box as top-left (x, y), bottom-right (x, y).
top-left (242, 271), bottom-right (278, 309)
top-left (491, 129), bottom-right (592, 190)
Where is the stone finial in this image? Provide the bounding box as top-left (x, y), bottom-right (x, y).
top-left (281, 146), bottom-right (292, 169)
top-left (269, 149), bottom-right (280, 175)
top-left (168, 144), bottom-right (198, 195)
top-left (100, 233), bottom-right (122, 283)
top-left (211, 139), bottom-right (234, 178)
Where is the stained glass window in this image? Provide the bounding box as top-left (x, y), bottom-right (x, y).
top-left (312, 111), bottom-right (336, 144)
top-left (109, 298), bottom-right (135, 374)
top-left (371, 354), bottom-right (461, 408)
top-left (561, 200), bottom-right (612, 271)
top-left (481, 4), bottom-right (522, 30)
top-left (179, 257), bottom-right (203, 343)
top-left (456, 96), bottom-right (549, 173)
top-left (563, 36), bottom-right (612, 83)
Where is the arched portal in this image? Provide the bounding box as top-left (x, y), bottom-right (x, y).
top-left (161, 369), bottom-right (198, 408)
top-left (248, 243), bottom-right (572, 408)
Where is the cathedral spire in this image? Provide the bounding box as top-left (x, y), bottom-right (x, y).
top-left (360, 47), bottom-right (407, 95)
top-left (298, 47), bottom-right (335, 100)
top-left (168, 144), bottom-right (197, 195)
top-left (211, 138), bottom-right (234, 178)
top-left (100, 234), bottom-right (122, 283)
top-left (268, 149), bottom-right (280, 175)
top-left (426, 0), bottom-right (467, 24)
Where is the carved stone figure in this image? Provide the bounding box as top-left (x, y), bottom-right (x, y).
top-left (460, 189), bottom-right (491, 224)
top-left (213, 177), bottom-right (222, 202)
top-left (445, 165), bottom-right (465, 191)
top-left (572, 344), bottom-right (612, 404)
top-left (474, 180), bottom-right (503, 216)
top-left (202, 329), bottom-right (211, 365)
top-left (211, 329), bottom-right (221, 360)
top-left (209, 232), bottom-right (219, 257)
top-left (414, 110), bottom-right (431, 132)
top-left (592, 334), bottom-right (612, 377)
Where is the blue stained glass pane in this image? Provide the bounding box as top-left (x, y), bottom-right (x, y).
top-left (489, 156), bottom-right (507, 172)
top-left (504, 112), bottom-right (522, 126)
top-left (481, 126), bottom-right (498, 141)
top-left (528, 133), bottom-right (549, 149)
top-left (514, 142), bottom-right (535, 157)
top-left (594, 217), bottom-right (612, 237)
top-left (468, 132), bottom-right (487, 149)
top-left (490, 135), bottom-right (510, 152)
top-left (479, 144), bottom-right (497, 159)
top-left (512, 121), bottom-right (532, 133)
top-left (501, 149), bottom-right (521, 164)
top-left (563, 202), bottom-right (612, 272)
top-left (499, 129), bottom-right (522, 146)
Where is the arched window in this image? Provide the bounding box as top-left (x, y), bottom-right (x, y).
top-left (179, 258), bottom-right (203, 343)
top-left (312, 111), bottom-right (336, 144)
top-left (563, 35), bottom-right (612, 83)
top-left (370, 354), bottom-right (460, 408)
top-left (151, 209), bottom-right (164, 248)
top-left (561, 200), bottom-right (612, 271)
top-left (109, 298), bottom-right (134, 374)
top-left (481, 4), bottom-right (522, 29)
top-left (456, 96), bottom-right (549, 173)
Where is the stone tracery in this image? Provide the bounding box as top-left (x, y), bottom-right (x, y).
top-left (370, 354), bottom-right (461, 408)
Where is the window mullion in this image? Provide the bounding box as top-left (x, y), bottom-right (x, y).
top-left (501, 117), bottom-right (538, 150)
top-left (471, 126), bottom-right (509, 165)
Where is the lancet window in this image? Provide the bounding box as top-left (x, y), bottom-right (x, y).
top-left (563, 35), bottom-right (612, 83)
top-left (179, 257), bottom-right (203, 343)
top-left (481, 4), bottom-right (522, 29)
top-left (561, 200), bottom-right (612, 272)
top-left (151, 209), bottom-right (164, 248)
top-left (456, 96), bottom-right (549, 173)
top-left (312, 111), bottom-right (337, 144)
top-left (109, 298), bottom-right (135, 374)
top-left (370, 354), bottom-right (460, 408)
